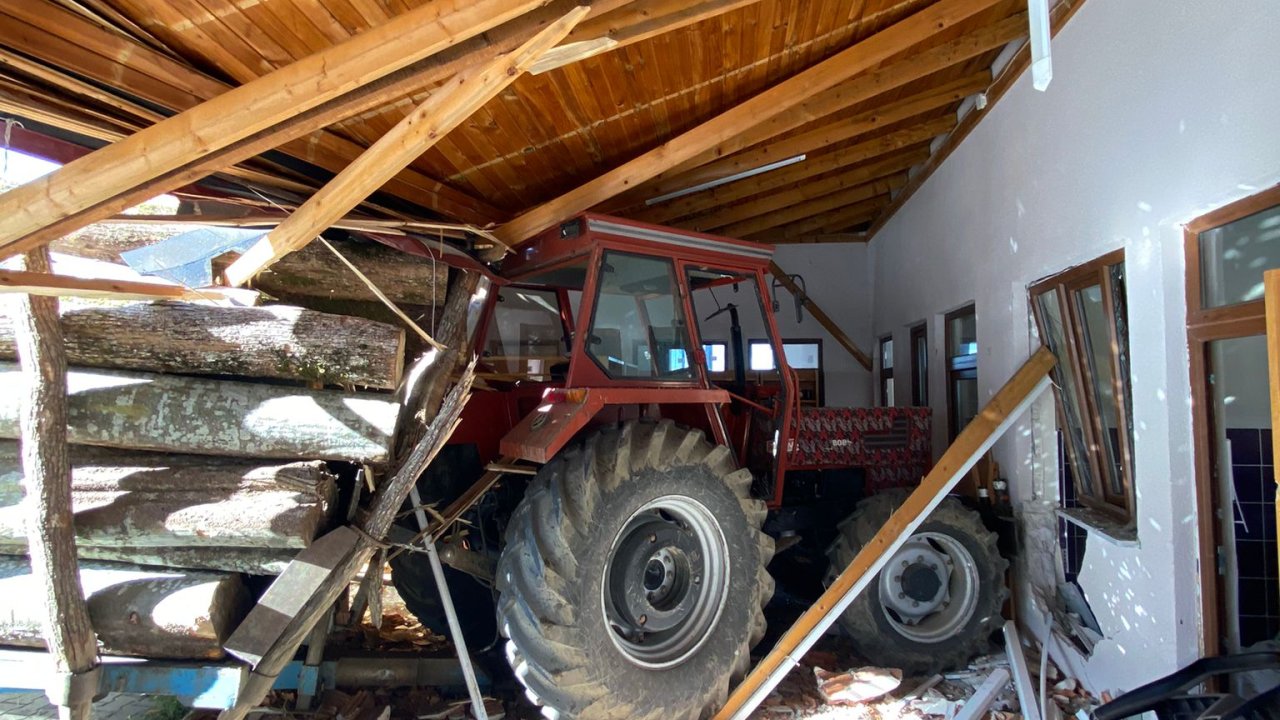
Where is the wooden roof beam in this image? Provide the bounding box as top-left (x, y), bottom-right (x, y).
top-left (493, 0), bottom-right (1010, 249)
top-left (720, 173), bottom-right (907, 238)
top-left (867, 0), bottom-right (1089, 239)
top-left (598, 10), bottom-right (1028, 214)
top-left (749, 196), bottom-right (888, 243)
top-left (0, 269), bottom-right (241, 303)
top-left (222, 8), bottom-right (588, 288)
top-left (633, 117), bottom-right (954, 226)
top-left (652, 70), bottom-right (989, 199)
top-left (675, 146), bottom-right (929, 231)
top-left (0, 0), bottom-right (547, 260)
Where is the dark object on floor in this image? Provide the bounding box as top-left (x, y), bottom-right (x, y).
top-left (1092, 651), bottom-right (1280, 720)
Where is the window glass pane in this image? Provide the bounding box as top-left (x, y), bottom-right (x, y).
top-left (1075, 284), bottom-right (1124, 496)
top-left (783, 342), bottom-right (820, 369)
top-left (749, 342), bottom-right (775, 371)
top-left (911, 327), bottom-right (928, 406)
top-left (881, 338), bottom-right (894, 369)
top-left (590, 252), bottom-right (693, 379)
top-left (1036, 290), bottom-right (1097, 499)
top-left (1110, 263), bottom-right (1135, 484)
top-left (952, 375), bottom-right (977, 431)
top-left (703, 343), bottom-right (727, 373)
top-left (483, 286), bottom-right (566, 379)
top-left (885, 378), bottom-right (895, 406)
top-left (948, 311), bottom-right (977, 357)
top-left (1199, 203), bottom-right (1280, 308)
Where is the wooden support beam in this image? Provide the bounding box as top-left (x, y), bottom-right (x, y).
top-left (0, 0), bottom-right (546, 260)
top-left (0, 269), bottom-right (242, 303)
top-left (768, 260), bottom-right (872, 371)
top-left (222, 7), bottom-right (587, 288)
top-left (599, 12), bottom-right (1026, 214)
top-left (654, 71), bottom-right (988, 200)
top-left (867, 0), bottom-right (1089, 239)
top-left (494, 0), bottom-right (1009, 248)
top-left (634, 118), bottom-right (953, 226)
top-left (533, 0), bottom-right (765, 72)
top-left (750, 197), bottom-right (888, 242)
top-left (10, 247), bottom-right (99, 720)
top-left (769, 232), bottom-right (869, 245)
top-left (721, 175), bottom-right (905, 238)
top-left (672, 147), bottom-right (929, 230)
top-left (714, 347), bottom-right (1056, 720)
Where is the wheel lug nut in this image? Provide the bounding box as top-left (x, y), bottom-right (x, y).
top-left (898, 592), bottom-right (906, 599)
top-left (901, 560), bottom-right (909, 568)
top-left (648, 534), bottom-right (656, 543)
top-left (638, 614), bottom-right (647, 625)
top-left (930, 564), bottom-right (938, 570)
top-left (893, 575), bottom-right (901, 582)
top-left (694, 576), bottom-right (701, 584)
top-left (912, 601), bottom-right (920, 608)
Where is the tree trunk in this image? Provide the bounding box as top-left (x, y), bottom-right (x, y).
top-left (0, 363), bottom-right (400, 463)
top-left (0, 442), bottom-right (335, 557)
top-left (0, 557), bottom-right (247, 659)
top-left (0, 302), bottom-right (406, 389)
top-left (9, 248), bottom-right (98, 720)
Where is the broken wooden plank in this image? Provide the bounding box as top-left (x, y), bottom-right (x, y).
top-left (0, 556), bottom-right (247, 660)
top-left (714, 347), bottom-right (1056, 720)
top-left (0, 363), bottom-right (399, 463)
top-left (0, 0), bottom-right (546, 260)
top-left (0, 268), bottom-right (241, 303)
top-left (954, 667), bottom-right (1012, 720)
top-left (0, 301), bottom-right (406, 389)
top-left (222, 7), bottom-right (588, 287)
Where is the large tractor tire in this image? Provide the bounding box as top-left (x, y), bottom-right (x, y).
top-left (825, 490), bottom-right (1008, 675)
top-left (496, 420), bottom-right (775, 720)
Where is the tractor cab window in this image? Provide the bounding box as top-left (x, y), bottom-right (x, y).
top-left (589, 252), bottom-right (694, 380)
top-left (482, 286), bottom-right (569, 381)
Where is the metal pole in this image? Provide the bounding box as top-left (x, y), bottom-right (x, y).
top-left (409, 486), bottom-right (487, 720)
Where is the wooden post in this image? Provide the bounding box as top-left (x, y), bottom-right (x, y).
top-left (1263, 269), bottom-right (1280, 601)
top-left (10, 247), bottom-right (99, 720)
top-left (769, 260), bottom-right (873, 371)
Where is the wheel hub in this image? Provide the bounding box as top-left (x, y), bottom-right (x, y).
top-left (877, 533), bottom-right (980, 642)
top-left (602, 496), bottom-right (730, 669)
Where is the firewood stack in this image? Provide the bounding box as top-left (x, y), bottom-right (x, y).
top-left (0, 224), bottom-right (449, 659)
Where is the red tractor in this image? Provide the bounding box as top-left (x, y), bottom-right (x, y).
top-left (390, 215), bottom-right (1008, 719)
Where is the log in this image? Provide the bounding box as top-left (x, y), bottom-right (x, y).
top-left (0, 301), bottom-right (406, 389)
top-left (0, 363), bottom-right (399, 463)
top-left (0, 442), bottom-right (335, 555)
top-left (0, 556), bottom-right (248, 659)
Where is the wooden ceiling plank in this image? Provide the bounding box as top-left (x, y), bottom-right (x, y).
top-left (658, 69), bottom-right (987, 196)
top-left (718, 172), bottom-right (906, 237)
top-left (749, 196), bottom-right (887, 241)
top-left (115, 0), bottom-right (265, 82)
top-left (223, 7), bottom-right (589, 287)
top-left (0, 269), bottom-right (239, 302)
top-left (59, 0), bottom-right (186, 60)
top-left (0, 49), bottom-right (165, 124)
top-left (0, 0), bottom-right (546, 259)
top-left (601, 9), bottom-right (1026, 212)
top-left (770, 231), bottom-right (869, 244)
top-left (675, 144), bottom-right (928, 230)
top-left (867, 0), bottom-right (1089, 239)
top-left (494, 0), bottom-right (1007, 248)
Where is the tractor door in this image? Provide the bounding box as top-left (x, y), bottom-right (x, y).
top-left (684, 264), bottom-right (796, 504)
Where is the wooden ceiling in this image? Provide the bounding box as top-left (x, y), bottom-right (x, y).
top-left (0, 0), bottom-right (1078, 247)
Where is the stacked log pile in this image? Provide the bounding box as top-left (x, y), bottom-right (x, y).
top-left (0, 227), bottom-right (450, 659)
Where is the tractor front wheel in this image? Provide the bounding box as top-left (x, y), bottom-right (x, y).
top-left (825, 490), bottom-right (1008, 674)
top-left (496, 420), bottom-right (775, 720)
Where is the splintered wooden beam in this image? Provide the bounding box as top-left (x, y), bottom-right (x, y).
top-left (494, 0), bottom-right (1009, 248)
top-left (0, 270), bottom-right (240, 303)
top-left (599, 12), bottom-right (1027, 214)
top-left (720, 175), bottom-right (905, 238)
top-left (222, 7), bottom-right (588, 288)
top-left (715, 348), bottom-right (1056, 720)
top-left (0, 0), bottom-right (546, 260)
top-left (533, 0), bottom-right (765, 73)
top-left (768, 261), bottom-right (872, 371)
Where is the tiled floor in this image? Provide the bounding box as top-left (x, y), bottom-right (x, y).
top-left (0, 693), bottom-right (162, 720)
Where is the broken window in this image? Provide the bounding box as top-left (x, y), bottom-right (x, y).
top-left (1030, 250), bottom-right (1135, 526)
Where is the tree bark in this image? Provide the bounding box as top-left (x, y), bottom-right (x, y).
top-left (0, 443), bottom-right (335, 558)
top-left (0, 302), bottom-right (406, 389)
top-left (10, 248), bottom-right (98, 720)
top-left (0, 362), bottom-right (400, 463)
top-left (0, 557), bottom-right (247, 659)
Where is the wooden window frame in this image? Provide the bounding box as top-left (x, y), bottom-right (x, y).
top-left (1184, 183), bottom-right (1280, 658)
top-left (945, 305), bottom-right (977, 442)
top-left (879, 334), bottom-right (894, 407)
top-left (910, 322), bottom-right (928, 406)
top-left (1029, 248), bottom-right (1135, 525)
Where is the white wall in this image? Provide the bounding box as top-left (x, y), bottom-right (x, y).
top-left (696, 243), bottom-right (876, 407)
top-left (869, 0), bottom-right (1280, 695)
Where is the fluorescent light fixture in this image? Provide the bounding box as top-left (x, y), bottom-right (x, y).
top-left (1028, 0), bottom-right (1053, 91)
top-left (645, 154), bottom-right (807, 206)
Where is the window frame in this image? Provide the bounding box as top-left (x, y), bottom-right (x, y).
top-left (910, 323), bottom-right (928, 406)
top-left (945, 305), bottom-right (978, 442)
top-left (879, 335), bottom-right (894, 407)
top-left (1029, 248), bottom-right (1135, 524)
top-left (701, 341), bottom-right (728, 375)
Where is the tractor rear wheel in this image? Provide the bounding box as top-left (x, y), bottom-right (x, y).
top-left (496, 420), bottom-right (775, 720)
top-left (825, 490), bottom-right (1007, 674)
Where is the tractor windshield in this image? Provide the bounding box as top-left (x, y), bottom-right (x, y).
top-left (587, 251), bottom-right (695, 380)
top-left (482, 286), bottom-right (570, 381)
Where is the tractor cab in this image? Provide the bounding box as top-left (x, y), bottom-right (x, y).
top-left (468, 213), bottom-right (799, 504)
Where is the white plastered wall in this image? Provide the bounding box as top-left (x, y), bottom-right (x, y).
top-left (867, 0), bottom-right (1280, 695)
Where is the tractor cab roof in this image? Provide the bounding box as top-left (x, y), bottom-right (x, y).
top-left (498, 214), bottom-right (775, 287)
